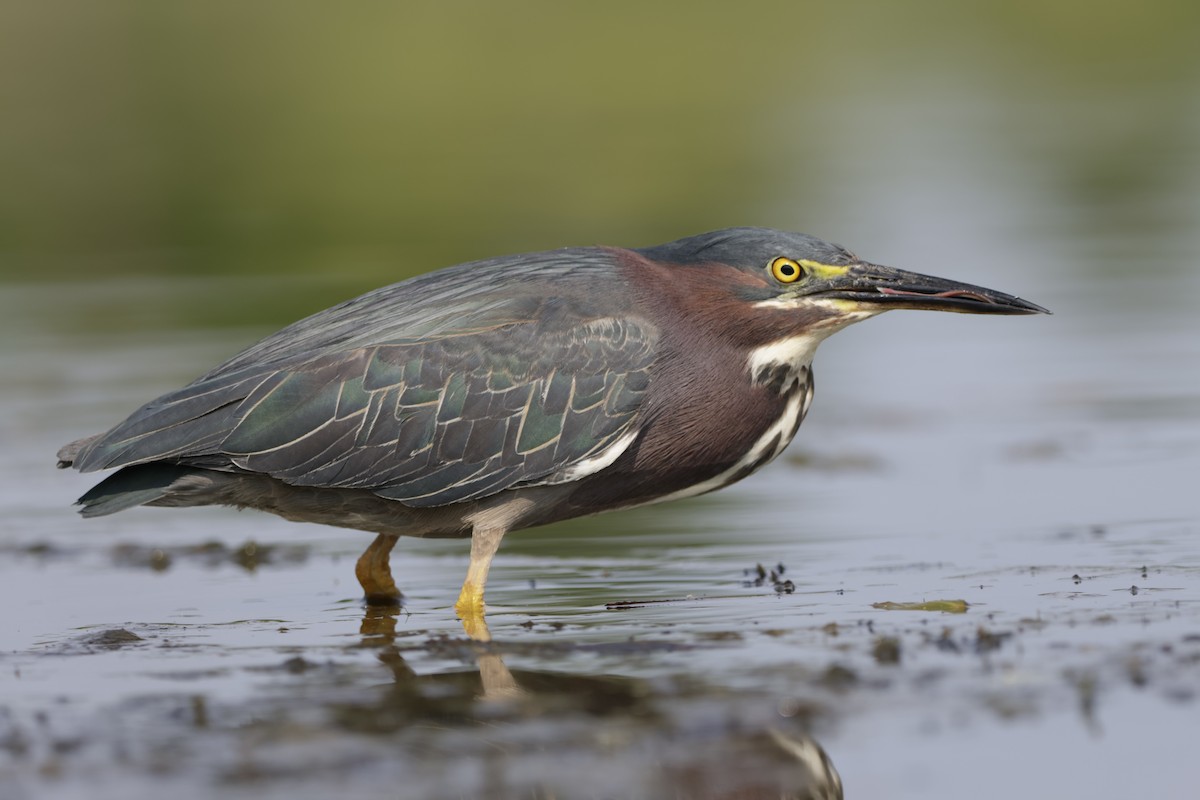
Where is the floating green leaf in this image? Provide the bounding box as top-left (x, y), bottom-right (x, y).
top-left (872, 600), bottom-right (969, 613)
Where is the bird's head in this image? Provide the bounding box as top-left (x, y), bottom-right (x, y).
top-left (633, 228), bottom-right (1048, 340)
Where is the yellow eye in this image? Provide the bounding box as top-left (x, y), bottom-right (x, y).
top-left (769, 257), bottom-right (804, 283)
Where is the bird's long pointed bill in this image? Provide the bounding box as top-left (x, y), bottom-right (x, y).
top-left (812, 263), bottom-right (1050, 315)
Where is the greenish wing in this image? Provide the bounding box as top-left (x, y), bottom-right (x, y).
top-left (218, 317), bottom-right (656, 507)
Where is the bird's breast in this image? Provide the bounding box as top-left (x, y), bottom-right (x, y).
top-left (557, 325), bottom-right (824, 517)
top-left (633, 358), bottom-right (815, 507)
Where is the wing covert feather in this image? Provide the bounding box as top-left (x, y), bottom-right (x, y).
top-left (225, 317), bottom-right (656, 506)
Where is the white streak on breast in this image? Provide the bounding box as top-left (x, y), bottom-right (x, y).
top-left (551, 429), bottom-right (640, 483)
top-left (747, 333), bottom-right (824, 379)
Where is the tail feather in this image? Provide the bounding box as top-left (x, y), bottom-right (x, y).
top-left (57, 435), bottom-right (100, 468)
top-left (76, 464), bottom-right (196, 517)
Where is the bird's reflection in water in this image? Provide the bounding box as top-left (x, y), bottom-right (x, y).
top-left (342, 605), bottom-right (844, 799)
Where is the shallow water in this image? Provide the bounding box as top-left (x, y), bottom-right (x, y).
top-left (2, 250), bottom-right (1198, 799)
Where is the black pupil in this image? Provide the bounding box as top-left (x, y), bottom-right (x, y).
top-left (780, 263), bottom-right (796, 276)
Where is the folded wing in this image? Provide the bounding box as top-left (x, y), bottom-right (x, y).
top-left (68, 316), bottom-right (657, 508)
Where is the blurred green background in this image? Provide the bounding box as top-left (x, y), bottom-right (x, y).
top-left (2, 0), bottom-right (1197, 328)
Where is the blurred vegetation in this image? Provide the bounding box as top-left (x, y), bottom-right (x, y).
top-left (1, 0), bottom-right (1197, 318)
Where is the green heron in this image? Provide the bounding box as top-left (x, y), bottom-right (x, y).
top-left (58, 228), bottom-right (1046, 634)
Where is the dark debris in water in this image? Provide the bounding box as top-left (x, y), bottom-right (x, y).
top-left (110, 539), bottom-right (310, 572)
top-left (244, 655), bottom-right (326, 675)
top-left (872, 636), bottom-right (902, 665)
top-left (81, 628), bottom-right (144, 650)
top-left (606, 596), bottom-right (699, 610)
top-left (0, 540), bottom-right (73, 562)
top-left (973, 626), bottom-right (1012, 655)
top-left (33, 627), bottom-right (150, 656)
top-left (742, 562), bottom-right (794, 594)
top-left (20, 541), bottom-right (64, 558)
top-left (816, 663), bottom-right (859, 693)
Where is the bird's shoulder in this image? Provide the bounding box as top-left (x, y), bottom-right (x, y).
top-left (198, 247), bottom-right (628, 381)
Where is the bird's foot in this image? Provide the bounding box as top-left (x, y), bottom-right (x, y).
top-left (459, 612), bottom-right (491, 641)
top-left (356, 533), bottom-right (402, 606)
top-left (455, 583), bottom-right (489, 641)
top-left (363, 589), bottom-right (403, 607)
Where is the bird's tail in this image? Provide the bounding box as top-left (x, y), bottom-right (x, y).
top-left (56, 435), bottom-right (99, 469)
top-left (75, 464), bottom-right (197, 517)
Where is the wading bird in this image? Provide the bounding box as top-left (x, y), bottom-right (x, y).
top-left (58, 228), bottom-right (1047, 636)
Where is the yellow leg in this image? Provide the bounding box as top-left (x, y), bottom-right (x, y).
top-left (455, 526), bottom-right (506, 640)
top-left (355, 533), bottom-right (402, 606)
